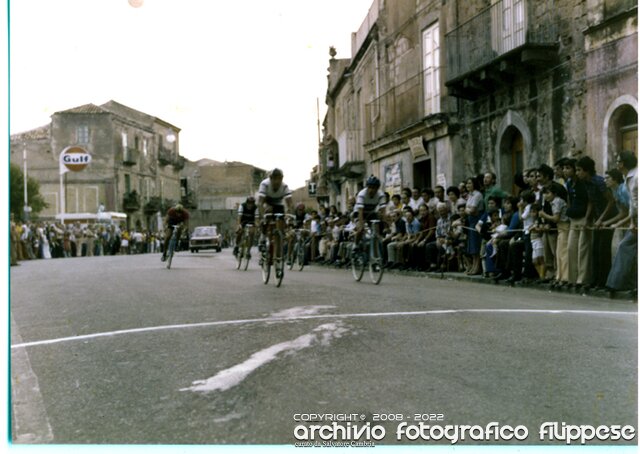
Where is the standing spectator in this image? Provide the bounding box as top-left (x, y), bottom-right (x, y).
top-left (529, 204), bottom-right (546, 279)
top-left (85, 225), bottom-right (96, 257)
top-left (564, 158), bottom-right (590, 288)
top-left (483, 172), bottom-right (507, 208)
top-left (447, 186), bottom-right (466, 210)
top-left (578, 156), bottom-right (616, 289)
top-left (606, 151), bottom-right (637, 295)
top-left (464, 177), bottom-right (485, 275)
top-left (602, 169), bottom-right (630, 258)
top-left (539, 185), bottom-right (570, 287)
top-left (537, 164), bottom-right (568, 279)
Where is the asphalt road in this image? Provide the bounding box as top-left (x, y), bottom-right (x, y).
top-left (9, 249), bottom-right (638, 445)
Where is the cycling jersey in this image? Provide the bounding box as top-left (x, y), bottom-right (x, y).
top-left (238, 202), bottom-right (258, 225)
top-left (293, 211), bottom-right (308, 229)
top-left (258, 178), bottom-right (292, 206)
top-left (166, 207), bottom-right (190, 226)
top-left (354, 188), bottom-right (386, 217)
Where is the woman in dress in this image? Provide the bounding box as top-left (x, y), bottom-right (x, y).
top-left (464, 177), bottom-right (485, 275)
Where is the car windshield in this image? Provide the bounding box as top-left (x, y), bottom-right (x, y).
top-left (193, 227), bottom-right (217, 237)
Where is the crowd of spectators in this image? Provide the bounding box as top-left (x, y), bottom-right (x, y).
top-left (298, 151), bottom-right (637, 297)
top-left (9, 220), bottom-right (165, 262)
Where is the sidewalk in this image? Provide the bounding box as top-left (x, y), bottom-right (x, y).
top-left (308, 260), bottom-right (637, 302)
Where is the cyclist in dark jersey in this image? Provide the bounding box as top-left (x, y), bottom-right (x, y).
top-left (234, 196), bottom-right (257, 257)
top-left (286, 203), bottom-right (310, 264)
top-left (161, 203), bottom-right (190, 261)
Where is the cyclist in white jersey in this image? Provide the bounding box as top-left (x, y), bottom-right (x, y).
top-left (354, 175), bottom-right (387, 244)
top-left (257, 168), bottom-right (294, 248)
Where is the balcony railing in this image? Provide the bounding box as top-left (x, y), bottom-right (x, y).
top-left (122, 147), bottom-right (139, 166)
top-left (158, 147), bottom-right (174, 166)
top-left (365, 70), bottom-right (426, 140)
top-left (445, 0), bottom-right (557, 82)
top-left (122, 191), bottom-right (141, 212)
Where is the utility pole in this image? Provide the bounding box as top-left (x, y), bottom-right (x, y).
top-left (23, 143), bottom-right (30, 221)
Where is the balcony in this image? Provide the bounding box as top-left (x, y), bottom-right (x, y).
top-left (122, 191), bottom-right (141, 212)
top-left (366, 70), bottom-right (427, 140)
top-left (158, 146), bottom-right (174, 166)
top-left (143, 196), bottom-right (162, 215)
top-left (122, 147), bottom-right (139, 166)
top-left (445, 0), bottom-right (558, 99)
top-left (172, 155), bottom-right (186, 171)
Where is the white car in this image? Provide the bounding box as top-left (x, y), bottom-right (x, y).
top-left (189, 226), bottom-right (222, 253)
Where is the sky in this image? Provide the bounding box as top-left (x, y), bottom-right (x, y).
top-left (9, 0), bottom-right (375, 189)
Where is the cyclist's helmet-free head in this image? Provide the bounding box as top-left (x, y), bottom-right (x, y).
top-left (246, 196), bottom-right (256, 204)
top-left (366, 175), bottom-right (381, 188)
top-left (174, 203), bottom-right (184, 211)
top-left (296, 202), bottom-right (305, 211)
top-left (270, 168), bottom-right (284, 179)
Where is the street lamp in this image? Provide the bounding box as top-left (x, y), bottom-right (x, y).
top-left (23, 143), bottom-right (31, 221)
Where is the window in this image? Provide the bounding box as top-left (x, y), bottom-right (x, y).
top-left (422, 22), bottom-right (440, 116)
top-left (143, 139), bottom-right (148, 157)
top-left (122, 132), bottom-right (128, 149)
top-left (491, 0), bottom-right (526, 54)
top-left (77, 125), bottom-right (89, 144)
top-left (124, 174), bottom-right (131, 194)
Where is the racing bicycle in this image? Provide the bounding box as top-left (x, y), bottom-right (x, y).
top-left (260, 213), bottom-right (295, 287)
top-left (287, 228), bottom-right (309, 272)
top-left (236, 223), bottom-right (255, 271)
top-left (350, 219), bottom-right (384, 284)
top-left (165, 223), bottom-right (183, 270)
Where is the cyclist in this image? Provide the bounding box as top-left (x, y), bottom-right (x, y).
top-left (354, 175), bottom-right (387, 248)
top-left (161, 203), bottom-right (190, 261)
top-left (257, 168), bottom-right (294, 251)
top-left (286, 202), bottom-right (310, 264)
top-left (234, 196), bottom-right (257, 257)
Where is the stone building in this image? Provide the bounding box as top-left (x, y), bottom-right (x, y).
top-left (10, 100), bottom-right (184, 230)
top-left (315, 0), bottom-right (637, 201)
top-left (180, 159), bottom-right (267, 238)
top-left (445, 0), bottom-right (636, 192)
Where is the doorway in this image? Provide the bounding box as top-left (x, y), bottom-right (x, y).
top-left (413, 159), bottom-right (432, 190)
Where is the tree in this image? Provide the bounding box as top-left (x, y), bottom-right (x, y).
top-left (10, 163), bottom-right (48, 221)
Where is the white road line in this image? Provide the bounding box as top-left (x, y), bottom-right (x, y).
top-left (11, 308), bottom-right (636, 350)
top-left (180, 322), bottom-right (348, 393)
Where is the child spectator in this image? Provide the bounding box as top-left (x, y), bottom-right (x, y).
top-left (539, 185), bottom-right (570, 287)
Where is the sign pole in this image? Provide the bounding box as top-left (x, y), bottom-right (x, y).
top-left (59, 172), bottom-right (65, 224)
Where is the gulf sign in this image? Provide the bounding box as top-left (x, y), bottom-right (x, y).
top-left (60, 146), bottom-right (91, 172)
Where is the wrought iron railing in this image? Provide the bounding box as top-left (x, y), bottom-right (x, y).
top-left (445, 0), bottom-right (557, 81)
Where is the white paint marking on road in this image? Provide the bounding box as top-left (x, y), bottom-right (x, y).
top-left (11, 308), bottom-right (636, 350)
top-left (180, 322), bottom-right (348, 393)
top-left (268, 305), bottom-right (336, 319)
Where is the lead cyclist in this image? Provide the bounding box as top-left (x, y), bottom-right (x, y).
top-left (354, 175), bottom-right (387, 250)
top-left (256, 168), bottom-right (294, 250)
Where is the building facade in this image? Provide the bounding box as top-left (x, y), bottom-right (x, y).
top-left (10, 100), bottom-right (184, 230)
top-left (315, 0), bottom-right (637, 202)
top-left (180, 159), bottom-right (267, 238)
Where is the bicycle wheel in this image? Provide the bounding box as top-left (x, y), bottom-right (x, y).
top-left (288, 242), bottom-right (296, 271)
top-left (296, 240), bottom-right (305, 271)
top-left (368, 236), bottom-right (384, 285)
top-left (242, 242), bottom-right (251, 271)
top-left (275, 231), bottom-right (285, 287)
top-left (351, 242), bottom-right (365, 282)
top-left (166, 236), bottom-right (175, 269)
top-left (261, 241), bottom-right (271, 284)
top-left (236, 242), bottom-right (244, 270)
